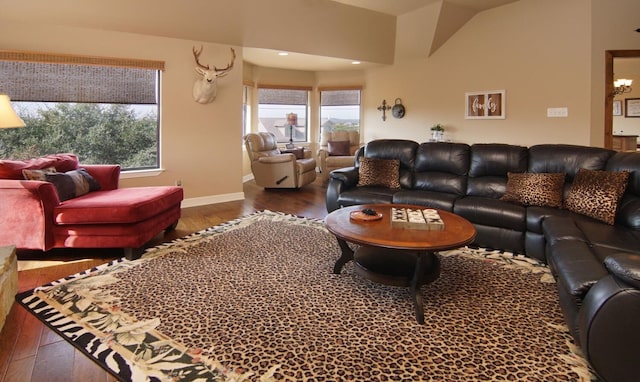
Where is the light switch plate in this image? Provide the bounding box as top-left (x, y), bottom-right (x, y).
top-left (547, 107), bottom-right (568, 117)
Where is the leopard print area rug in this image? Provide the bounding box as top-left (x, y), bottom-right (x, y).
top-left (17, 210), bottom-right (596, 381)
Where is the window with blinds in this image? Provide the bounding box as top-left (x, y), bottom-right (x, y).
top-left (320, 88), bottom-right (361, 135)
top-left (0, 50), bottom-right (163, 170)
top-left (257, 87), bottom-right (310, 143)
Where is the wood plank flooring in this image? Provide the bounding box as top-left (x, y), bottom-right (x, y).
top-left (0, 178), bottom-right (328, 382)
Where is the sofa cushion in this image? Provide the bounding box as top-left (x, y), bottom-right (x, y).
top-left (467, 144), bottom-right (528, 198)
top-left (454, 196), bottom-right (526, 231)
top-left (45, 168), bottom-right (101, 202)
top-left (528, 144), bottom-right (615, 181)
top-left (414, 142), bottom-right (470, 175)
top-left (392, 190), bottom-right (458, 211)
top-left (564, 168), bottom-right (629, 225)
top-left (501, 172), bottom-right (565, 208)
top-left (573, 219), bottom-right (640, 257)
top-left (357, 157), bottom-right (401, 189)
top-left (413, 172), bottom-right (468, 195)
top-left (547, 239), bottom-right (608, 300)
top-left (413, 142), bottom-right (469, 195)
top-left (325, 155), bottom-right (354, 169)
top-left (363, 139), bottom-right (418, 189)
top-left (328, 140), bottom-right (351, 156)
top-left (542, 216), bottom-right (609, 299)
top-left (0, 153), bottom-right (79, 180)
top-left (53, 186), bottom-right (183, 225)
top-left (525, 206), bottom-right (574, 234)
top-left (468, 144), bottom-right (528, 178)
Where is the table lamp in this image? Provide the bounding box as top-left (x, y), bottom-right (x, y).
top-left (286, 112), bottom-right (297, 149)
top-left (0, 94), bottom-right (26, 129)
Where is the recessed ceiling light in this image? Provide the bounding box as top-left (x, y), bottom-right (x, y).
top-left (278, 52), bottom-right (289, 56)
top-left (352, 61), bottom-right (361, 65)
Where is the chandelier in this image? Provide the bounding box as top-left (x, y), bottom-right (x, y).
top-left (612, 79), bottom-right (633, 96)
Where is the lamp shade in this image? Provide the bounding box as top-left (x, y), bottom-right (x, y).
top-left (0, 94), bottom-right (26, 129)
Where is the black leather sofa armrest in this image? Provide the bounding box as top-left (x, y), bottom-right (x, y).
top-left (326, 166), bottom-right (359, 213)
top-left (604, 253), bottom-right (640, 289)
top-left (578, 274), bottom-right (640, 382)
top-left (329, 166), bottom-right (359, 187)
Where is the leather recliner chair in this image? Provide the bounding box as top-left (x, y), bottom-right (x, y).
top-left (244, 132), bottom-right (317, 188)
top-left (317, 130), bottom-right (361, 182)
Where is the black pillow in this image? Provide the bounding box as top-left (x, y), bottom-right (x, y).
top-left (45, 168), bottom-right (101, 202)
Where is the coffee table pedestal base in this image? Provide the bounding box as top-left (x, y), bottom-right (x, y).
top-left (333, 239), bottom-right (441, 324)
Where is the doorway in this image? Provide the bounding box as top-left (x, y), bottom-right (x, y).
top-left (605, 50), bottom-right (640, 149)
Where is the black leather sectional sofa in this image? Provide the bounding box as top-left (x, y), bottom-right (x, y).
top-left (326, 139), bottom-right (640, 382)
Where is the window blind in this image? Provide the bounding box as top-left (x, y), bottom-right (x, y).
top-left (0, 50), bottom-right (163, 104)
top-left (320, 89), bottom-right (361, 106)
top-left (258, 88), bottom-right (308, 105)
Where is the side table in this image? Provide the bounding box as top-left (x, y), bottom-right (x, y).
top-left (280, 146), bottom-right (305, 159)
top-left (0, 245), bottom-right (18, 331)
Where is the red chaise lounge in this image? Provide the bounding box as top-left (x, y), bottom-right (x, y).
top-left (0, 154), bottom-right (183, 259)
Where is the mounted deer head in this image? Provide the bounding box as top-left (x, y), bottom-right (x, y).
top-left (192, 46), bottom-right (236, 104)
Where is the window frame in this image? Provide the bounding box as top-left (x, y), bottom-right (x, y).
top-left (319, 86), bottom-right (362, 138)
top-left (256, 85), bottom-right (312, 144)
top-left (0, 50), bottom-right (164, 172)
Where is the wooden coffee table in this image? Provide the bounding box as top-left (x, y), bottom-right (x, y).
top-left (325, 204), bottom-right (476, 324)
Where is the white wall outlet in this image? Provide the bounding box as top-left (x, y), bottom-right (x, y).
top-left (547, 107), bottom-right (568, 117)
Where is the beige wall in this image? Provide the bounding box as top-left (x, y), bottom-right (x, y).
top-left (0, 21), bottom-right (245, 205)
top-left (363, 0), bottom-right (593, 146)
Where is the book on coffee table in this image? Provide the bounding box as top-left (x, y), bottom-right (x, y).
top-left (391, 207), bottom-right (445, 230)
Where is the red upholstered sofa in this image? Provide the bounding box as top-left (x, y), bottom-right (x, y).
top-left (0, 154), bottom-right (183, 259)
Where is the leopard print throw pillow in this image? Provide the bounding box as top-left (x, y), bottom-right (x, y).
top-left (501, 172), bottom-right (566, 208)
top-left (357, 157), bottom-right (401, 190)
top-left (564, 168), bottom-right (629, 225)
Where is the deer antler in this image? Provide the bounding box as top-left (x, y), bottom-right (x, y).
top-left (214, 48), bottom-right (236, 73)
top-left (192, 45), bottom-right (210, 70)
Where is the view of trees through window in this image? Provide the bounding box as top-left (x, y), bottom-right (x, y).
top-left (0, 102), bottom-right (158, 169)
top-left (320, 89), bottom-right (360, 135)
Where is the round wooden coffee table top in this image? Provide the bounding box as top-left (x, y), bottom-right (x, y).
top-left (325, 204), bottom-right (476, 251)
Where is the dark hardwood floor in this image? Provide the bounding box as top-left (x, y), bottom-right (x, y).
top-left (0, 178), bottom-right (328, 382)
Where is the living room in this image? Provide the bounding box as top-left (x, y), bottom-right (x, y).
top-left (1, 0), bottom-right (638, 209)
top-left (1, 1), bottom-right (640, 381)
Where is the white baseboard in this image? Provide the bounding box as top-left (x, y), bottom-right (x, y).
top-left (181, 192), bottom-right (245, 208)
top-left (182, 175), bottom-right (254, 208)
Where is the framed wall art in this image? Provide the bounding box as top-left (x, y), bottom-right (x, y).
top-left (465, 90), bottom-right (506, 119)
top-left (625, 98), bottom-right (640, 118)
top-left (613, 100), bottom-right (622, 116)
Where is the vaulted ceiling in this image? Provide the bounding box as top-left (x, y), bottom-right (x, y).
top-left (2, 0), bottom-right (520, 72)
top-left (331, 0), bottom-right (519, 15)
top-left (244, 0), bottom-right (520, 71)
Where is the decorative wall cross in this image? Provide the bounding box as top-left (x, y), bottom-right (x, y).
top-left (377, 99), bottom-right (391, 121)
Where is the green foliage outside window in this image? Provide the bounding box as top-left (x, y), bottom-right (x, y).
top-left (0, 103), bottom-right (158, 169)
